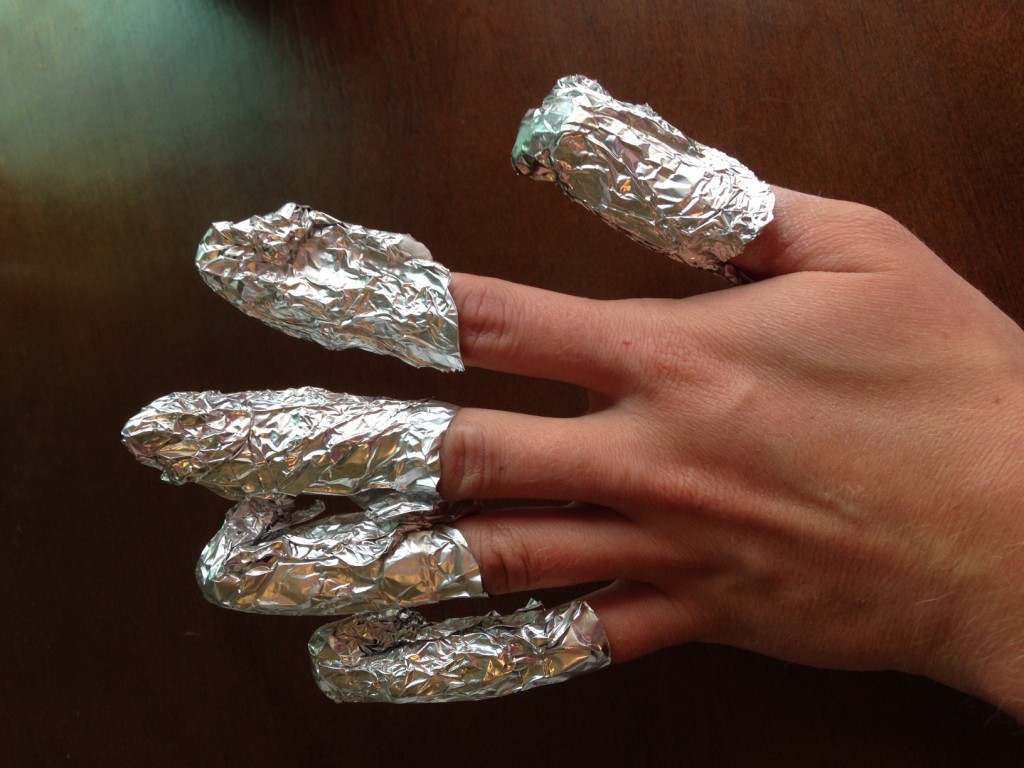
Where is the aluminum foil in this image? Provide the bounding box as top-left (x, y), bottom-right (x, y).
top-left (196, 203), bottom-right (463, 371)
top-left (198, 495), bottom-right (483, 615)
top-left (512, 75), bottom-right (775, 281)
top-left (122, 387), bottom-right (454, 503)
top-left (123, 95), bottom-right (632, 700)
top-left (310, 599), bottom-right (610, 703)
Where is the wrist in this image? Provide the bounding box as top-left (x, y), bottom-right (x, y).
top-left (962, 549), bottom-right (1024, 720)
top-left (954, 597), bottom-right (1024, 721)
top-left (941, 426), bottom-right (1024, 720)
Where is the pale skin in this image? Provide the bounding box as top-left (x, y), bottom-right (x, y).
top-left (437, 187), bottom-right (1024, 719)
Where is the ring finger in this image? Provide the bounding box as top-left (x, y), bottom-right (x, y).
top-left (454, 504), bottom-right (643, 595)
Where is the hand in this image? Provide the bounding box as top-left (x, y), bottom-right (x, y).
top-left (439, 187), bottom-right (1024, 717)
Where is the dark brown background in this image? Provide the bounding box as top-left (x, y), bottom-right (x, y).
top-left (3, 1), bottom-right (1023, 765)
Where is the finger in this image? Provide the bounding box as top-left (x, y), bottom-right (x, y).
top-left (454, 505), bottom-right (643, 595)
top-left (123, 389), bottom-right (456, 501)
top-left (439, 408), bottom-right (622, 502)
top-left (729, 186), bottom-right (924, 279)
top-left (583, 580), bottom-right (709, 663)
top-left (449, 273), bottom-right (632, 394)
top-left (197, 496), bottom-right (482, 615)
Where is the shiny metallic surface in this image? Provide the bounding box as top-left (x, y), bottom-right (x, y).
top-left (310, 599), bottom-right (611, 703)
top-left (513, 75), bottom-right (775, 281)
top-left (196, 203), bottom-right (463, 371)
top-left (198, 495), bottom-right (483, 615)
top-left (119, 138), bottom-right (623, 704)
top-left (122, 387), bottom-right (454, 502)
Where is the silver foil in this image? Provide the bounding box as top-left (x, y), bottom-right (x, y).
top-left (122, 387), bottom-right (454, 503)
top-left (513, 75), bottom-right (775, 280)
top-left (198, 495), bottom-right (482, 615)
top-left (196, 203), bottom-right (463, 371)
top-left (124, 113), bottom-right (627, 700)
top-left (310, 599), bottom-right (610, 703)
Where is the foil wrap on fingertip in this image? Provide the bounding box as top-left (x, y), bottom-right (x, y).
top-left (512, 75), bottom-right (774, 281)
top-left (309, 599), bottom-right (610, 703)
top-left (121, 387), bottom-right (455, 502)
top-left (198, 495), bottom-right (483, 615)
top-left (196, 203), bottom-right (463, 371)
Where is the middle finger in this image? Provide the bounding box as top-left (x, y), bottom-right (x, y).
top-left (439, 407), bottom-right (623, 503)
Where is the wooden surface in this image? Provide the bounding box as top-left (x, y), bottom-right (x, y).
top-left (4, 1), bottom-right (1023, 765)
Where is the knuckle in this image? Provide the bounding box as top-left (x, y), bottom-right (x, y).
top-left (838, 203), bottom-right (909, 240)
top-left (455, 278), bottom-right (522, 361)
top-left (648, 332), bottom-right (708, 381)
top-left (440, 414), bottom-right (494, 499)
top-left (472, 521), bottom-right (537, 595)
top-left (806, 201), bottom-right (915, 257)
top-left (635, 328), bottom-right (719, 403)
top-left (645, 465), bottom-right (710, 513)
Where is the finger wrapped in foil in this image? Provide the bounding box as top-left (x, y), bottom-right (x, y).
top-left (512, 75), bottom-right (775, 280)
top-left (198, 495), bottom-right (483, 615)
top-left (196, 203), bottom-right (463, 371)
top-left (122, 387), bottom-right (454, 503)
top-left (310, 599), bottom-right (610, 702)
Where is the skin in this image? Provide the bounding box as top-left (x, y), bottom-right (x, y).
top-left (438, 188), bottom-right (1024, 719)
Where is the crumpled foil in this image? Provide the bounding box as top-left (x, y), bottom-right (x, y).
top-left (122, 387), bottom-right (454, 503)
top-left (196, 203), bottom-right (463, 371)
top-left (198, 495), bottom-right (483, 615)
top-left (512, 75), bottom-right (775, 281)
top-left (125, 92), bottom-right (640, 699)
top-left (310, 599), bottom-right (610, 703)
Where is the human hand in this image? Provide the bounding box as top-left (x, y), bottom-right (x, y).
top-left (123, 75), bottom-right (1024, 708)
top-left (441, 186), bottom-right (1024, 717)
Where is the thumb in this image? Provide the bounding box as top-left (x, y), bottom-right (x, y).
top-left (730, 186), bottom-right (932, 280)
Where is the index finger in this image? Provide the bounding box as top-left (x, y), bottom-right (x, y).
top-left (449, 273), bottom-right (633, 395)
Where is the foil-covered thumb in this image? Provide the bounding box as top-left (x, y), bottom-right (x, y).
top-left (512, 75), bottom-right (775, 280)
